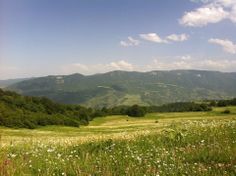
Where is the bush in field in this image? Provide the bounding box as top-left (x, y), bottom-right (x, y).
top-left (127, 105), bottom-right (146, 117)
top-left (222, 109), bottom-right (231, 114)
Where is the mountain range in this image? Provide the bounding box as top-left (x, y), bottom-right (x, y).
top-left (5, 70), bottom-right (236, 108)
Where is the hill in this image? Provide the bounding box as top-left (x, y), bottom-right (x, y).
top-left (0, 89), bottom-right (94, 128)
top-left (7, 70), bottom-right (236, 108)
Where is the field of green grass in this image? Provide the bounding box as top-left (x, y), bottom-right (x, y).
top-left (0, 106), bottom-right (236, 175)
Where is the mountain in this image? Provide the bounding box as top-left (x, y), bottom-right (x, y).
top-left (0, 78), bottom-right (31, 88)
top-left (7, 70), bottom-right (236, 108)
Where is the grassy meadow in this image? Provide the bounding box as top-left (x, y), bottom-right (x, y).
top-left (0, 106), bottom-right (236, 175)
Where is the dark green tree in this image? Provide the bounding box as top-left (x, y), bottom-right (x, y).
top-left (127, 105), bottom-right (146, 117)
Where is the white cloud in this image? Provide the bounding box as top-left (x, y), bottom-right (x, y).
top-left (146, 59), bottom-right (192, 70)
top-left (218, 0), bottom-right (236, 7)
top-left (190, 0), bottom-right (211, 3)
top-left (120, 41), bottom-right (129, 47)
top-left (72, 63), bottom-right (90, 71)
top-left (199, 59), bottom-right (236, 70)
top-left (120, 37), bottom-right (140, 47)
top-left (146, 57), bottom-right (236, 71)
top-left (139, 33), bottom-right (168, 43)
top-left (166, 34), bottom-right (189, 42)
top-left (181, 0), bottom-right (236, 27)
top-left (62, 60), bottom-right (135, 75)
top-left (180, 55), bottom-right (192, 61)
top-left (140, 33), bottom-right (189, 43)
top-left (3, 57), bottom-right (236, 79)
top-left (180, 5), bottom-right (228, 27)
top-left (108, 60), bottom-right (134, 70)
top-left (229, 4), bottom-right (236, 22)
top-left (208, 38), bottom-right (236, 54)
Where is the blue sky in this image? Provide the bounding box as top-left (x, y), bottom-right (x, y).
top-left (0, 0), bottom-right (236, 79)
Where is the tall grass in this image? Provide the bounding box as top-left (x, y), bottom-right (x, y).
top-left (0, 119), bottom-right (235, 176)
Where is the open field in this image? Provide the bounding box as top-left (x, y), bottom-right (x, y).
top-left (0, 106), bottom-right (236, 175)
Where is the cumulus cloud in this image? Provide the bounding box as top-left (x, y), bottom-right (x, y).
top-left (139, 33), bottom-right (168, 43)
top-left (139, 33), bottom-right (189, 43)
top-left (180, 0), bottom-right (236, 27)
top-left (146, 59), bottom-right (192, 70)
top-left (180, 5), bottom-right (228, 27)
top-left (166, 34), bottom-right (189, 42)
top-left (208, 38), bottom-right (236, 54)
top-left (146, 57), bottom-right (236, 71)
top-left (62, 60), bottom-right (135, 75)
top-left (198, 59), bottom-right (236, 70)
top-left (8, 57), bottom-right (234, 79)
top-left (62, 56), bottom-right (236, 76)
top-left (190, 0), bottom-right (214, 3)
top-left (120, 37), bottom-right (140, 47)
top-left (109, 60), bottom-right (134, 70)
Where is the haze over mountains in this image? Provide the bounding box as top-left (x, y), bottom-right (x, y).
top-left (0, 78), bottom-right (30, 88)
top-left (4, 70), bottom-right (236, 108)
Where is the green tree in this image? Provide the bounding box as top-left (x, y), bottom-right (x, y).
top-left (127, 105), bottom-right (146, 117)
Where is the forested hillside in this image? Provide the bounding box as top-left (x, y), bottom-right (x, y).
top-left (1, 88), bottom-right (235, 129)
top-left (7, 70), bottom-right (236, 108)
top-left (0, 89), bottom-right (96, 128)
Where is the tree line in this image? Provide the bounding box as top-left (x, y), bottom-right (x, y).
top-left (1, 88), bottom-right (234, 129)
top-left (208, 98), bottom-right (236, 107)
top-left (100, 102), bottom-right (212, 117)
top-left (0, 89), bottom-right (101, 128)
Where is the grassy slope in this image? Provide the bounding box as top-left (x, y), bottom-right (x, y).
top-left (0, 106), bottom-right (235, 145)
top-left (0, 107), bottom-right (235, 175)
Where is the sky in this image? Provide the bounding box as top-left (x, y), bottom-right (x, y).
top-left (0, 0), bottom-right (236, 79)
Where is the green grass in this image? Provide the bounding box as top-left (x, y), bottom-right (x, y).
top-left (0, 107), bottom-right (236, 175)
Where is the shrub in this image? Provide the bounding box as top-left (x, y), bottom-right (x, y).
top-left (127, 105), bottom-right (146, 117)
top-left (222, 109), bottom-right (230, 114)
